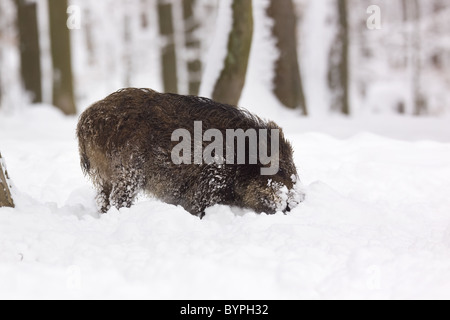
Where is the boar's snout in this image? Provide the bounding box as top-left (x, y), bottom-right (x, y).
top-left (284, 186), bottom-right (306, 213)
top-left (241, 175), bottom-right (305, 215)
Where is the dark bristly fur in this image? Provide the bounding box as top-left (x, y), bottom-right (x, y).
top-left (77, 88), bottom-right (303, 217)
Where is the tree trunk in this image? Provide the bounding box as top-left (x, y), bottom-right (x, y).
top-left (183, 0), bottom-right (202, 96)
top-left (403, 0), bottom-right (427, 115)
top-left (84, 9), bottom-right (95, 66)
top-left (402, 0), bottom-right (427, 116)
top-left (0, 152), bottom-right (14, 208)
top-left (48, 0), bottom-right (76, 115)
top-left (123, 13), bottom-right (132, 87)
top-left (158, 0), bottom-right (178, 94)
top-left (412, 1), bottom-right (426, 116)
top-left (267, 0), bottom-right (307, 114)
top-left (0, 49), bottom-right (2, 105)
top-left (328, 0), bottom-right (350, 115)
top-left (0, 2), bottom-right (7, 107)
top-left (140, 0), bottom-right (149, 29)
top-left (16, 0), bottom-right (42, 103)
top-left (212, 0), bottom-right (253, 106)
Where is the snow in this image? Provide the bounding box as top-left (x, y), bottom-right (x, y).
top-left (2, 0), bottom-right (450, 300)
top-left (1, 104), bottom-right (450, 300)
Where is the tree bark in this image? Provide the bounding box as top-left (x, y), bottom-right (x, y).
top-left (0, 152), bottom-right (14, 208)
top-left (402, 0), bottom-right (427, 116)
top-left (123, 13), bottom-right (132, 87)
top-left (412, 1), bottom-right (426, 116)
top-left (140, 0), bottom-right (149, 29)
top-left (212, 0), bottom-right (253, 106)
top-left (84, 9), bottom-right (95, 66)
top-left (16, 0), bottom-right (42, 103)
top-left (0, 49), bottom-right (2, 105)
top-left (183, 0), bottom-right (202, 96)
top-left (267, 0), bottom-right (307, 114)
top-left (48, 0), bottom-right (76, 115)
top-left (158, 0), bottom-right (178, 94)
top-left (328, 0), bottom-right (350, 115)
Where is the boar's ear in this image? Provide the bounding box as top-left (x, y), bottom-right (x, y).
top-left (267, 121), bottom-right (281, 130)
top-left (267, 121), bottom-right (293, 155)
top-left (266, 121), bottom-right (286, 141)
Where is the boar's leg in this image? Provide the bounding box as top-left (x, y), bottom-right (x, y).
top-left (96, 182), bottom-right (112, 214)
top-left (187, 165), bottom-right (231, 219)
top-left (110, 166), bottom-right (143, 210)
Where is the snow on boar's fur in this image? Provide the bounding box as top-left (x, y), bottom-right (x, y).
top-left (77, 88), bottom-right (304, 217)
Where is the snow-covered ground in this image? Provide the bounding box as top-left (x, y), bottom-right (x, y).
top-left (1, 104), bottom-right (450, 300)
top-left (1, 0), bottom-right (450, 300)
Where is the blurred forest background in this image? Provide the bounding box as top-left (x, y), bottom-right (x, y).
top-left (0, 0), bottom-right (449, 117)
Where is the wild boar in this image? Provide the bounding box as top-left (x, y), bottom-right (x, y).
top-left (77, 88), bottom-right (304, 217)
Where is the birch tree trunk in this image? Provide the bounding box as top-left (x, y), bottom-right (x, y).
top-left (123, 13), bottom-right (132, 87)
top-left (267, 0), bottom-right (307, 114)
top-left (212, 0), bottom-right (253, 106)
top-left (183, 0), bottom-right (202, 95)
top-left (16, 0), bottom-right (42, 103)
top-left (48, 0), bottom-right (76, 115)
top-left (328, 0), bottom-right (350, 115)
top-left (158, 0), bottom-right (178, 94)
top-left (404, 0), bottom-right (426, 115)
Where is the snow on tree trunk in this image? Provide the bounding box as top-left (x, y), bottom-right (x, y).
top-left (48, 0), bottom-right (76, 115)
top-left (16, 0), bottom-right (42, 104)
top-left (212, 0), bottom-right (253, 106)
top-left (183, 0), bottom-right (202, 96)
top-left (267, 0), bottom-right (307, 114)
top-left (158, 0), bottom-right (178, 94)
top-left (328, 0), bottom-right (350, 115)
top-left (0, 152), bottom-right (14, 208)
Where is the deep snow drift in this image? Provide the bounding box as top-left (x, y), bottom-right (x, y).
top-left (1, 105), bottom-right (450, 299)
